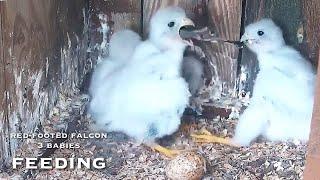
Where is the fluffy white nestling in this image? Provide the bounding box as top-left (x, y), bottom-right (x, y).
top-left (89, 7), bottom-right (194, 145)
top-left (234, 19), bottom-right (316, 146)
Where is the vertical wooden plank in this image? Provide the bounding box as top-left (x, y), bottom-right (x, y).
top-left (54, 0), bottom-right (90, 95)
top-left (2, 1), bottom-right (48, 166)
top-left (304, 52), bottom-right (320, 180)
top-left (204, 0), bottom-right (242, 99)
top-left (0, 0), bottom-right (89, 167)
top-left (143, 0), bottom-right (242, 108)
top-left (2, 3), bottom-right (57, 165)
top-left (0, 2), bottom-right (10, 168)
top-left (302, 0), bottom-right (320, 66)
top-left (240, 0), bottom-right (305, 95)
top-left (303, 0), bottom-right (320, 178)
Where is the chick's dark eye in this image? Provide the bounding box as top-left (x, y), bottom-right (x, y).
top-left (168, 21), bottom-right (175, 27)
top-left (257, 30), bottom-right (264, 36)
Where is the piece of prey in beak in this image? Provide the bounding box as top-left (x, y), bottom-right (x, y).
top-left (240, 34), bottom-right (256, 46)
top-left (180, 27), bottom-right (244, 48)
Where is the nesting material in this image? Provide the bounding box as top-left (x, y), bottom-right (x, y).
top-left (0, 91), bottom-right (307, 179)
top-left (166, 151), bottom-right (206, 180)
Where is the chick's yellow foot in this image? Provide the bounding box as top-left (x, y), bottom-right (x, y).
top-left (152, 145), bottom-right (180, 158)
top-left (191, 129), bottom-right (238, 147)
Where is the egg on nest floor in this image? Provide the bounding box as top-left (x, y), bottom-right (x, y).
top-left (0, 92), bottom-right (307, 180)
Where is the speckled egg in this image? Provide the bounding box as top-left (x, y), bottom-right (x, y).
top-left (165, 151), bottom-right (206, 180)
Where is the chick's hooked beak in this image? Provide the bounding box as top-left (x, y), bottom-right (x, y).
top-left (178, 17), bottom-right (195, 46)
top-left (181, 17), bottom-right (195, 27)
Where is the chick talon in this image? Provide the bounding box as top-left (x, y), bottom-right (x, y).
top-left (152, 145), bottom-right (180, 158)
top-left (191, 129), bottom-right (237, 147)
top-left (190, 134), bottom-right (212, 143)
top-left (198, 129), bottom-right (213, 136)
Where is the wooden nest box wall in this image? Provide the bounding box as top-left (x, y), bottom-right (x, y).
top-left (0, 0), bottom-right (319, 177)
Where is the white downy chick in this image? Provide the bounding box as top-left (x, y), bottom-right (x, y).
top-left (89, 7), bottom-right (194, 147)
top-left (233, 19), bottom-right (316, 146)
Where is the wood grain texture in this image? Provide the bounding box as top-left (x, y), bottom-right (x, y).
top-left (0, 2), bottom-right (10, 168)
top-left (143, 0), bottom-right (242, 106)
top-left (302, 0), bottom-right (320, 66)
top-left (205, 0), bottom-right (242, 97)
top-left (304, 52), bottom-right (320, 180)
top-left (0, 0), bottom-right (89, 167)
top-left (88, 0), bottom-right (141, 54)
top-left (90, 0), bottom-right (141, 33)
